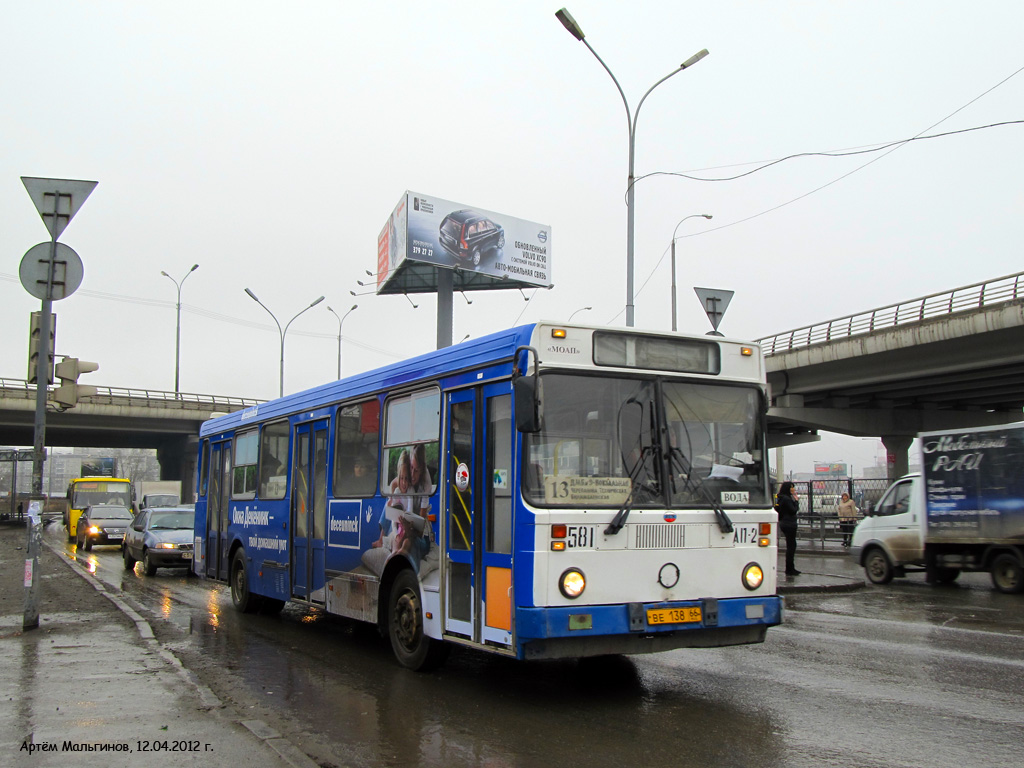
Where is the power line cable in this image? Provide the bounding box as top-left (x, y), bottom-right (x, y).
top-left (610, 66), bottom-right (1024, 324)
top-left (636, 120), bottom-right (1023, 185)
top-left (0, 273), bottom-right (403, 359)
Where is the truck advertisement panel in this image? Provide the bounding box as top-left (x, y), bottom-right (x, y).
top-left (921, 424), bottom-right (1024, 541)
top-left (377, 191), bottom-right (552, 290)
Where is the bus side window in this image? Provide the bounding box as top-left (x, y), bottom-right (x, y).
top-left (335, 400), bottom-right (380, 497)
top-left (199, 440), bottom-right (209, 498)
top-left (233, 430), bottom-right (258, 499)
top-left (259, 420), bottom-right (290, 500)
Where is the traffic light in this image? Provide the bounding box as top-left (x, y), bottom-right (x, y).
top-left (53, 357), bottom-right (99, 407)
top-left (28, 311), bottom-right (56, 385)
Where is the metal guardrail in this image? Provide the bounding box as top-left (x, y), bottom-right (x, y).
top-left (790, 478), bottom-right (892, 550)
top-left (0, 378), bottom-right (262, 412)
top-left (757, 271), bottom-right (1024, 356)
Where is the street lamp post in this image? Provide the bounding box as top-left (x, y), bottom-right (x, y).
top-left (326, 304), bottom-right (357, 380)
top-left (160, 264), bottom-right (199, 395)
top-left (555, 8), bottom-right (708, 328)
top-left (670, 214), bottom-right (712, 332)
top-left (245, 289), bottom-right (325, 397)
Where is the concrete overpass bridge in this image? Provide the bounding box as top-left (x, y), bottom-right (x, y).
top-left (0, 380), bottom-right (260, 498)
top-left (757, 270), bottom-right (1024, 477)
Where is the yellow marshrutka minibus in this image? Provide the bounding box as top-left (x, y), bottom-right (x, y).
top-left (64, 477), bottom-right (133, 541)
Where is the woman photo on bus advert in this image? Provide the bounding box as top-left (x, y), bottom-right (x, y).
top-left (776, 481), bottom-right (800, 576)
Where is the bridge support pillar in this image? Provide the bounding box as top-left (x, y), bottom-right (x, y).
top-left (881, 434), bottom-right (913, 481)
top-left (157, 436), bottom-right (200, 504)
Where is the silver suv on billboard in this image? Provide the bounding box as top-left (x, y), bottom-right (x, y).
top-left (438, 210), bottom-right (506, 267)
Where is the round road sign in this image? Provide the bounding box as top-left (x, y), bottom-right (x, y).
top-left (19, 242), bottom-right (84, 301)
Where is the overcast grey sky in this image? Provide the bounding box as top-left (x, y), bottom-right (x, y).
top-left (3, 1), bottom-right (1021, 473)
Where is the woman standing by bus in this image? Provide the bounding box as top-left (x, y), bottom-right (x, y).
top-left (838, 492), bottom-right (859, 547)
top-left (776, 482), bottom-right (800, 576)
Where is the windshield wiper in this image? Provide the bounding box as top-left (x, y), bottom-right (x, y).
top-left (605, 444), bottom-right (659, 535)
top-left (668, 445), bottom-right (734, 534)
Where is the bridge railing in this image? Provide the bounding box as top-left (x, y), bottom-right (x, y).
top-left (0, 378), bottom-right (262, 412)
top-left (757, 270), bottom-right (1024, 356)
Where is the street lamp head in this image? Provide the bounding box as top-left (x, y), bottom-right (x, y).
top-left (160, 270), bottom-right (169, 278)
top-left (673, 213), bottom-right (715, 241)
top-left (309, 296), bottom-right (325, 309)
top-left (189, 264), bottom-right (199, 272)
top-left (555, 8), bottom-right (585, 41)
top-left (349, 303), bottom-right (358, 312)
top-left (245, 288), bottom-right (260, 302)
top-left (680, 49), bottom-right (709, 70)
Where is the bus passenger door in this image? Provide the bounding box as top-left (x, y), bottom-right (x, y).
top-left (444, 384), bottom-right (514, 648)
top-left (292, 420), bottom-right (329, 602)
top-left (205, 442), bottom-right (230, 580)
top-left (217, 445), bottom-right (232, 580)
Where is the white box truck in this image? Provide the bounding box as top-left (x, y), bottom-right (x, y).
top-left (133, 480), bottom-right (182, 514)
top-left (850, 422), bottom-right (1024, 593)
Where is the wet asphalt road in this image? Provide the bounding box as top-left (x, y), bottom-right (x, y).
top-left (55, 527), bottom-right (1024, 768)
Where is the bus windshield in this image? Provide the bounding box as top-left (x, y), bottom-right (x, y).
top-left (522, 373), bottom-right (768, 508)
top-left (71, 481), bottom-right (132, 509)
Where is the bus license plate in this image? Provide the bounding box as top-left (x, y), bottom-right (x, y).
top-left (647, 606), bottom-right (702, 626)
top-left (182, 552), bottom-right (193, 559)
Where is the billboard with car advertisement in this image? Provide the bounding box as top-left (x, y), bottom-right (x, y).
top-left (377, 191), bottom-right (552, 292)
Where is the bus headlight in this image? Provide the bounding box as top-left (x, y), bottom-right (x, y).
top-left (88, 526), bottom-right (100, 535)
top-left (559, 568), bottom-right (586, 599)
top-left (742, 562), bottom-right (764, 591)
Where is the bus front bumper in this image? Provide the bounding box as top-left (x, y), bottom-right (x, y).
top-left (515, 595), bottom-right (782, 660)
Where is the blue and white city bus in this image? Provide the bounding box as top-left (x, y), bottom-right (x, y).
top-left (193, 322), bottom-right (782, 670)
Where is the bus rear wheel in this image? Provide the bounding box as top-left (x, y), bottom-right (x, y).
top-left (388, 569), bottom-right (447, 671)
top-left (230, 550), bottom-right (262, 613)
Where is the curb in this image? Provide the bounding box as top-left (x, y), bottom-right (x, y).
top-left (42, 537), bottom-right (319, 768)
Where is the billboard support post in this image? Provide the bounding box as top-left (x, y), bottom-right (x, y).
top-left (437, 268), bottom-right (453, 349)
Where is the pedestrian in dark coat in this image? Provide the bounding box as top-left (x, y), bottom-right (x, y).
top-left (776, 481), bottom-right (800, 576)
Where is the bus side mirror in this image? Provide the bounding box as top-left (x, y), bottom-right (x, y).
top-left (514, 376), bottom-right (541, 433)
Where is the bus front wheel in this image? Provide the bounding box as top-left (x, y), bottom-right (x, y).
top-left (230, 550), bottom-right (262, 613)
top-left (388, 569), bottom-right (448, 671)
